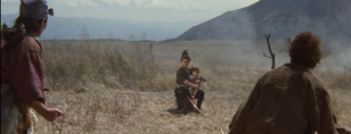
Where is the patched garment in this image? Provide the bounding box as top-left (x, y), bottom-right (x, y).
top-left (1, 36), bottom-right (45, 105)
top-left (228, 63), bottom-right (351, 134)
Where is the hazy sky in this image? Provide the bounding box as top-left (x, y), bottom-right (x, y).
top-left (1, 0), bottom-right (258, 22)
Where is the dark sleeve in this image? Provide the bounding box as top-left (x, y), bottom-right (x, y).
top-left (187, 68), bottom-right (192, 76)
top-left (229, 77), bottom-right (263, 134)
top-left (229, 102), bottom-right (245, 129)
top-left (176, 68), bottom-right (187, 85)
top-left (314, 88), bottom-right (336, 134)
top-left (12, 49), bottom-right (45, 105)
top-left (306, 80), bottom-right (338, 134)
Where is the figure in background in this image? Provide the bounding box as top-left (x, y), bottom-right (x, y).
top-left (174, 50), bottom-right (198, 114)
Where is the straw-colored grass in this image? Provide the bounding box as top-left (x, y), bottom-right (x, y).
top-left (34, 39), bottom-right (350, 133)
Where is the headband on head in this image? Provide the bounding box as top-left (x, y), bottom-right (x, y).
top-left (20, 0), bottom-right (54, 19)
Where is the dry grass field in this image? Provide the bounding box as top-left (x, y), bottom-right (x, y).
top-left (34, 39), bottom-right (350, 134)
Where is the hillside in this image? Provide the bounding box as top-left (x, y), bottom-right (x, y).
top-left (1, 14), bottom-right (196, 41)
top-left (174, 0), bottom-right (351, 41)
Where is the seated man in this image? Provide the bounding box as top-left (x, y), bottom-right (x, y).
top-left (189, 67), bottom-right (206, 109)
top-left (228, 31), bottom-right (351, 134)
top-left (175, 50), bottom-right (199, 114)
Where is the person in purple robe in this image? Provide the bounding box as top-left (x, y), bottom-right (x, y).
top-left (1, 0), bottom-right (64, 133)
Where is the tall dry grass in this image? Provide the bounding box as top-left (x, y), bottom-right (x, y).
top-left (42, 40), bottom-right (161, 91)
top-left (35, 39), bottom-right (350, 133)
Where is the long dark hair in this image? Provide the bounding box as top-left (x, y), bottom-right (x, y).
top-left (1, 16), bottom-right (44, 53)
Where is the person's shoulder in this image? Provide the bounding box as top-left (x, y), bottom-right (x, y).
top-left (21, 36), bottom-right (42, 53)
top-left (285, 63), bottom-right (317, 82)
top-left (257, 64), bottom-right (294, 82)
top-left (268, 63), bottom-right (311, 76)
top-left (177, 67), bottom-right (183, 71)
top-left (283, 63), bottom-right (325, 88)
top-left (303, 71), bottom-right (325, 88)
top-left (283, 63), bottom-right (311, 73)
top-left (176, 67), bottom-right (185, 73)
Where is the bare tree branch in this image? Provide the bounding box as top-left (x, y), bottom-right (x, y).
top-left (263, 34), bottom-right (275, 69)
top-left (263, 53), bottom-right (272, 58)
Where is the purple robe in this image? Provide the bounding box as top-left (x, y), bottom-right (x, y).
top-left (1, 36), bottom-right (45, 105)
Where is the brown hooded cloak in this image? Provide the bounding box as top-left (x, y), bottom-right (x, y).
top-left (228, 63), bottom-right (351, 134)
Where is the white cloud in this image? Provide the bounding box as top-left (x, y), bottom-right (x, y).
top-left (1, 0), bottom-right (18, 3)
top-left (1, 0), bottom-right (258, 21)
top-left (51, 0), bottom-right (257, 11)
top-left (2, 0), bottom-right (258, 11)
top-left (101, 0), bottom-right (131, 6)
top-left (54, 0), bottom-right (99, 7)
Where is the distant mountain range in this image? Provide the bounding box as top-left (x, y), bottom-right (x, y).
top-left (1, 14), bottom-right (197, 41)
top-left (174, 0), bottom-right (351, 41)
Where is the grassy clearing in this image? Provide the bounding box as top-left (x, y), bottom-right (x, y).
top-left (35, 39), bottom-right (350, 133)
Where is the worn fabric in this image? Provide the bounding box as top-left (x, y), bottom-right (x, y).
top-left (194, 89), bottom-right (204, 109)
top-left (1, 84), bottom-right (15, 123)
top-left (1, 37), bottom-right (45, 105)
top-left (1, 36), bottom-right (43, 133)
top-left (1, 24), bottom-right (26, 54)
top-left (189, 74), bottom-right (206, 94)
top-left (175, 87), bottom-right (191, 111)
top-left (175, 66), bottom-right (192, 113)
top-left (228, 63), bottom-right (351, 134)
top-left (189, 74), bottom-right (206, 109)
top-left (1, 104), bottom-right (22, 134)
top-left (176, 67), bottom-right (194, 85)
top-left (190, 74), bottom-right (206, 84)
top-left (175, 66), bottom-right (207, 113)
top-left (174, 87), bottom-right (204, 109)
top-left (176, 67), bottom-right (191, 85)
top-left (1, 105), bottom-right (37, 134)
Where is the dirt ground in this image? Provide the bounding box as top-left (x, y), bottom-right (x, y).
top-left (34, 85), bottom-right (351, 134)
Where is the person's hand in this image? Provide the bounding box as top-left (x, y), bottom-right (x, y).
top-left (42, 108), bottom-right (64, 122)
top-left (193, 84), bottom-right (199, 89)
top-left (30, 101), bottom-right (64, 122)
top-left (190, 76), bottom-right (196, 80)
top-left (195, 80), bottom-right (201, 84)
top-left (192, 95), bottom-right (195, 99)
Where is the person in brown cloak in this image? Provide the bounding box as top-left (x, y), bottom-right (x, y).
top-left (1, 0), bottom-right (64, 134)
top-left (228, 31), bottom-right (351, 134)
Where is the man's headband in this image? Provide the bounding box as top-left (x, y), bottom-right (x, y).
top-left (20, 0), bottom-right (54, 19)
